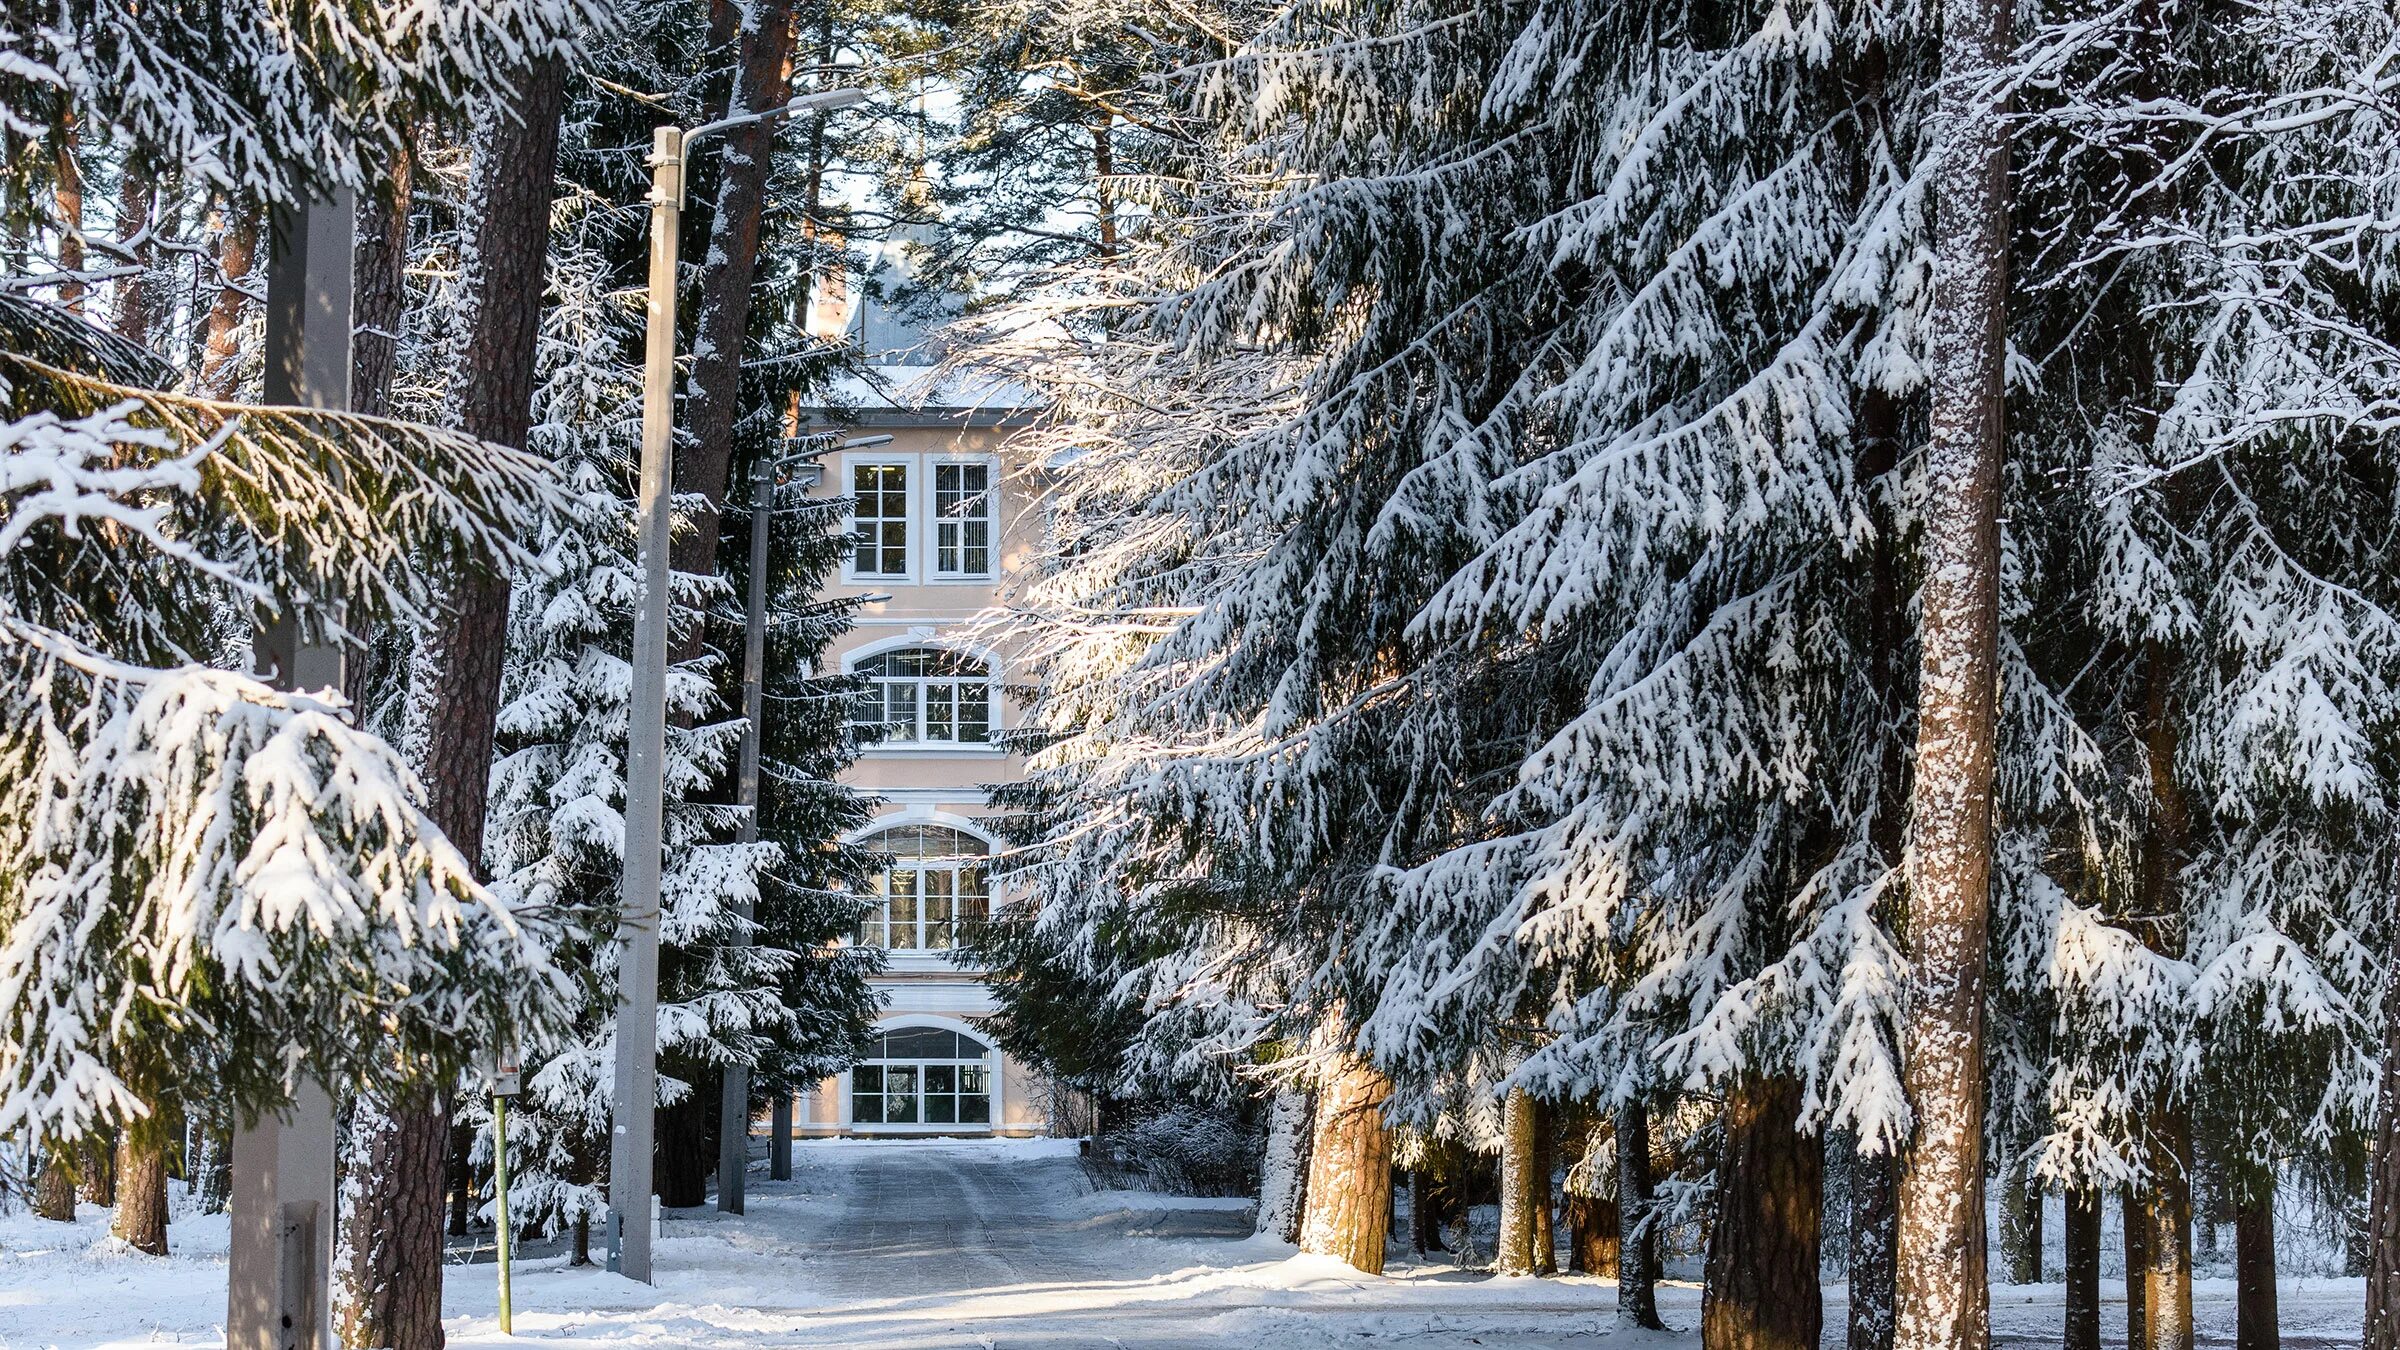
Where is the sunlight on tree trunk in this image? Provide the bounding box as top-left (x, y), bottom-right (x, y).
top-left (1297, 1055), bottom-right (1391, 1275)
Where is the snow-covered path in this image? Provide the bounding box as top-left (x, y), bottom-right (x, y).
top-left (0, 1137), bottom-right (2370, 1348)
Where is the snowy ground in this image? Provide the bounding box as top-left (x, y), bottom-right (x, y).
top-left (0, 1138), bottom-right (2366, 1349)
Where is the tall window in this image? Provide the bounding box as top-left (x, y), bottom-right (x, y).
top-left (851, 1025), bottom-right (994, 1125)
top-left (852, 646), bottom-right (991, 745)
top-left (933, 461), bottom-right (995, 577)
top-left (851, 462), bottom-right (909, 576)
top-left (855, 825), bottom-right (991, 951)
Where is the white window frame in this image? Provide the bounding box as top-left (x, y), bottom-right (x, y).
top-left (844, 453), bottom-right (916, 584)
top-left (925, 452), bottom-right (1000, 582)
top-left (854, 827), bottom-right (991, 953)
top-left (839, 1018), bottom-right (1005, 1134)
top-left (845, 640), bottom-right (1003, 753)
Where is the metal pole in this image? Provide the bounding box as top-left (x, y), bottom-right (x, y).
top-left (493, 1092), bottom-right (513, 1335)
top-left (608, 124), bottom-right (680, 1284)
top-left (769, 1094), bottom-right (793, 1181)
top-left (229, 191), bottom-right (352, 1350)
top-left (716, 453), bottom-right (775, 1214)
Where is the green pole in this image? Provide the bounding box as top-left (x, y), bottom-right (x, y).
top-left (494, 1093), bottom-right (514, 1335)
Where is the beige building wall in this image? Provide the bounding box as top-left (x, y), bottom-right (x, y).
top-left (789, 380), bottom-right (1053, 1137)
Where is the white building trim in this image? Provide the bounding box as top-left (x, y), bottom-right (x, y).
top-left (837, 1012), bottom-right (1006, 1135)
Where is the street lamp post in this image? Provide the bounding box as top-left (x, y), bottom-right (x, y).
top-left (610, 83), bottom-right (871, 1283)
top-left (715, 430), bottom-right (888, 1214)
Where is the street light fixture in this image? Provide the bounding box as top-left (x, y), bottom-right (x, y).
top-left (716, 429), bottom-right (891, 1215)
top-left (610, 82), bottom-right (874, 1285)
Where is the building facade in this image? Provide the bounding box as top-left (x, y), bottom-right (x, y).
top-left (789, 359), bottom-right (1055, 1137)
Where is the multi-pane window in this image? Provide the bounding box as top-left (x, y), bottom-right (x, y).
top-left (851, 462), bottom-right (909, 576)
top-left (933, 461), bottom-right (995, 577)
top-left (850, 1026), bottom-right (994, 1126)
top-left (852, 646), bottom-right (991, 745)
top-left (855, 825), bottom-right (991, 951)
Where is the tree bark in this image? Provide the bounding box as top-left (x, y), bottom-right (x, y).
top-left (110, 1129), bottom-right (168, 1255)
top-left (1892, 0), bottom-right (2012, 1346)
top-left (2233, 1180), bottom-right (2277, 1350)
top-left (1258, 1087), bottom-right (1312, 1242)
top-left (197, 207), bottom-right (258, 398)
top-left (657, 1087), bottom-right (712, 1208)
top-left (1617, 1099), bottom-right (1664, 1329)
top-left (334, 55), bottom-right (565, 1350)
top-left (1531, 1100), bottom-right (1557, 1275)
top-left (112, 169), bottom-right (153, 343)
top-left (1702, 1076), bottom-right (1823, 1350)
top-left (2064, 1187), bottom-right (2101, 1350)
top-left (1297, 1055), bottom-right (1393, 1274)
top-left (669, 0), bottom-right (801, 589)
top-left (2140, 1117), bottom-right (2196, 1350)
top-left (2370, 965), bottom-right (2400, 1348)
top-left (53, 132), bottom-right (85, 310)
top-left (34, 1148), bottom-right (76, 1220)
top-left (350, 144), bottom-right (415, 421)
top-left (1567, 1188), bottom-right (1619, 1275)
top-left (1497, 1087), bottom-right (1542, 1276)
top-left (1850, 1144), bottom-right (1898, 1350)
top-left (1999, 1151), bottom-right (2041, 1284)
top-left (2126, 1187), bottom-right (2151, 1350)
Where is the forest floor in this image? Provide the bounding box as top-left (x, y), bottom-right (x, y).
top-left (0, 1136), bottom-right (2367, 1349)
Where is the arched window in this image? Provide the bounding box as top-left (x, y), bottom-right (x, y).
top-left (851, 646), bottom-right (992, 745)
top-left (853, 1024), bottom-right (994, 1125)
top-left (855, 825), bottom-right (990, 951)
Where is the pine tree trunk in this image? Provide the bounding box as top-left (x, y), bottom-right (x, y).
top-left (191, 1110), bottom-right (232, 1215)
top-left (350, 144), bottom-right (415, 422)
top-left (2370, 968), bottom-right (2400, 1349)
top-left (2064, 1187), bottom-right (2101, 1350)
top-left (79, 1136), bottom-right (114, 1206)
top-left (110, 1129), bottom-right (168, 1255)
top-left (2000, 1152), bottom-right (2041, 1284)
top-left (1258, 1087), bottom-right (1312, 1242)
top-left (2232, 1180), bottom-right (2277, 1350)
top-left (2140, 1116), bottom-right (2196, 1350)
top-left (1297, 1056), bottom-right (1392, 1274)
top-left (2126, 1187), bottom-right (2151, 1350)
top-left (335, 55), bottom-right (566, 1350)
top-left (1702, 1076), bottom-right (1823, 1350)
top-left (197, 207), bottom-right (257, 397)
top-left (1568, 1189), bottom-right (1620, 1275)
top-left (335, 1089), bottom-right (453, 1350)
top-left (113, 169), bottom-right (153, 343)
top-left (1849, 1145), bottom-right (1898, 1350)
top-left (1892, 0), bottom-right (2012, 1345)
top-left (447, 1125), bottom-right (472, 1237)
top-left (53, 131), bottom-right (84, 311)
top-left (34, 1148), bottom-right (76, 1220)
top-left (1497, 1087), bottom-right (1541, 1276)
top-left (1531, 1102), bottom-right (1556, 1275)
top-left (667, 0), bottom-right (800, 591)
top-left (1617, 1099), bottom-right (1664, 1330)
top-left (573, 1211), bottom-right (592, 1266)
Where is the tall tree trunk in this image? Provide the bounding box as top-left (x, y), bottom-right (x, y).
top-left (196, 207), bottom-right (258, 397)
top-left (1702, 1076), bottom-right (1823, 1350)
top-left (2140, 1116), bottom-right (2196, 1350)
top-left (2126, 1187), bottom-right (2151, 1350)
top-left (112, 169), bottom-right (153, 343)
top-left (2064, 1186), bottom-right (2101, 1350)
top-left (668, 0), bottom-right (800, 591)
top-left (1258, 1087), bottom-right (1312, 1242)
top-left (350, 145), bottom-right (414, 422)
top-left (2370, 968), bottom-right (2400, 1348)
top-left (1530, 1101), bottom-right (1557, 1275)
top-left (110, 1129), bottom-right (168, 1255)
top-left (1850, 1144), bottom-right (1898, 1350)
top-left (33, 1148), bottom-right (76, 1220)
top-left (1892, 0), bottom-right (2012, 1345)
top-left (335, 56), bottom-right (565, 1350)
top-left (1617, 1099), bottom-right (1664, 1330)
top-left (2232, 1180), bottom-right (2277, 1350)
top-left (1297, 1055), bottom-right (1392, 1275)
top-left (1090, 113), bottom-right (1117, 258)
top-left (1497, 1087), bottom-right (1542, 1276)
top-left (447, 1124), bottom-right (472, 1237)
top-left (53, 131), bottom-right (84, 310)
top-left (1999, 1152), bottom-right (2041, 1283)
top-left (1567, 1188), bottom-right (1619, 1275)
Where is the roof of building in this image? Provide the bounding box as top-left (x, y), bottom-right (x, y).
top-left (802, 363), bottom-right (1043, 429)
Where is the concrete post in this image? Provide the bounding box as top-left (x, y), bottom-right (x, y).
top-left (228, 191), bottom-right (351, 1350)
